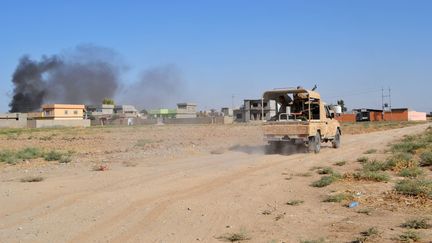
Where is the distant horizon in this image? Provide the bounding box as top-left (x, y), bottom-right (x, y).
top-left (1, 1), bottom-right (432, 113)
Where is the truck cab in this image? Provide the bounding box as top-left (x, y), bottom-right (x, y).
top-left (262, 87), bottom-right (341, 153)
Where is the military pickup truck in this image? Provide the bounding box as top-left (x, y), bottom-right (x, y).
top-left (262, 87), bottom-right (341, 153)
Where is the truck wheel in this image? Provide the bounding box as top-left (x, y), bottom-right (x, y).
top-left (308, 133), bottom-right (321, 153)
top-left (265, 141), bottom-right (281, 154)
top-left (332, 130), bottom-right (341, 148)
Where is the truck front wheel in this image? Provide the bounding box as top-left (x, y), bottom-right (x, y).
top-left (308, 132), bottom-right (321, 153)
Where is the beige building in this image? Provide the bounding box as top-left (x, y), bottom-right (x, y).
top-left (40, 104), bottom-right (85, 120)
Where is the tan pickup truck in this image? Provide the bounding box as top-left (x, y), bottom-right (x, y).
top-left (262, 87), bottom-right (341, 153)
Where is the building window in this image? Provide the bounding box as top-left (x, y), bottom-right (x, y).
top-left (64, 110), bottom-right (68, 115)
top-left (74, 110), bottom-right (78, 115)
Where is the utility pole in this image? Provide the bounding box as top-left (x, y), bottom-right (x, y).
top-left (381, 87), bottom-right (392, 121)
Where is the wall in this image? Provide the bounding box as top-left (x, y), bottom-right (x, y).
top-left (0, 113), bottom-right (28, 128)
top-left (384, 110), bottom-right (408, 121)
top-left (369, 111), bottom-right (383, 121)
top-left (27, 119), bottom-right (90, 128)
top-left (335, 114), bottom-right (356, 123)
top-left (408, 111), bottom-right (427, 121)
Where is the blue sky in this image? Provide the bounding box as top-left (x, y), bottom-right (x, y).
top-left (1, 0), bottom-right (431, 112)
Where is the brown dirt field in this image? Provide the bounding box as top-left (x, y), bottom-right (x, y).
top-left (0, 123), bottom-right (431, 243)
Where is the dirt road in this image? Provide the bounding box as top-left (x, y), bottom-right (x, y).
top-left (0, 123), bottom-right (430, 243)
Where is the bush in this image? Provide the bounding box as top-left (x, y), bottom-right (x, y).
top-left (323, 193), bottom-right (353, 203)
top-left (334, 160), bottom-right (346, 166)
top-left (398, 230), bottom-right (421, 242)
top-left (392, 139), bottom-right (427, 154)
top-left (362, 160), bottom-right (387, 172)
top-left (357, 156), bottom-right (369, 163)
top-left (395, 179), bottom-right (432, 198)
top-left (385, 153), bottom-right (414, 170)
top-left (16, 147), bottom-right (42, 160)
top-left (59, 155), bottom-right (72, 163)
top-left (364, 149), bottom-right (377, 154)
top-left (398, 167), bottom-right (424, 178)
top-left (311, 174), bottom-right (341, 188)
top-left (353, 171), bottom-right (390, 182)
top-left (420, 151), bottom-right (432, 166)
top-left (0, 150), bottom-right (18, 164)
top-left (317, 167), bottom-right (334, 175)
top-left (43, 150), bottom-right (63, 161)
top-left (401, 218), bottom-right (431, 229)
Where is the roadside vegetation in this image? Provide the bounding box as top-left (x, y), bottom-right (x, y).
top-left (0, 147), bottom-right (73, 164)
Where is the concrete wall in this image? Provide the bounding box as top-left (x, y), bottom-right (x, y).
top-left (408, 111), bottom-right (427, 121)
top-left (0, 113), bottom-right (28, 128)
top-left (27, 119), bottom-right (91, 128)
top-left (163, 117), bottom-right (225, 124)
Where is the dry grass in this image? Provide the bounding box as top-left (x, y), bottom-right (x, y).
top-left (216, 230), bottom-right (250, 242)
top-left (20, 176), bottom-right (44, 182)
top-left (286, 199), bottom-right (304, 206)
top-left (401, 217), bottom-right (431, 229)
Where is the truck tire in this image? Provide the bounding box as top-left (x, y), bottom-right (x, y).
top-left (308, 132), bottom-right (321, 153)
top-left (332, 130), bottom-right (341, 148)
top-left (265, 141), bottom-right (281, 154)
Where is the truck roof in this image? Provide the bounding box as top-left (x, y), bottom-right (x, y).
top-left (262, 88), bottom-right (320, 100)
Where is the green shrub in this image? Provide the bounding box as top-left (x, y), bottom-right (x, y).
top-left (0, 150), bottom-right (18, 164)
top-left (398, 230), bottom-right (421, 242)
top-left (59, 155), bottom-right (72, 163)
top-left (317, 167), bottom-right (334, 175)
top-left (323, 193), bottom-right (353, 203)
top-left (395, 179), bottom-right (432, 198)
top-left (364, 149), bottom-right (377, 154)
top-left (334, 160), bottom-right (346, 166)
top-left (419, 151), bottom-right (432, 166)
top-left (362, 160), bottom-right (387, 171)
top-left (43, 150), bottom-right (63, 161)
top-left (398, 167), bottom-right (424, 178)
top-left (401, 218), bottom-right (431, 229)
top-left (357, 156), bottom-right (369, 163)
top-left (392, 139), bottom-right (426, 154)
top-left (311, 174), bottom-right (341, 188)
top-left (353, 171), bottom-right (390, 182)
top-left (16, 147), bottom-right (42, 160)
top-left (385, 153), bottom-right (413, 169)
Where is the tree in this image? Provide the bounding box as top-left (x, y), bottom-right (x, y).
top-left (102, 98), bottom-right (115, 105)
top-left (337, 99), bottom-right (348, 112)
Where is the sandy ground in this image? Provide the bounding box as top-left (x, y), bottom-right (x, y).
top-left (0, 123), bottom-right (431, 243)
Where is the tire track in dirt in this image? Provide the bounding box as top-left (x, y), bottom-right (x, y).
top-left (1, 154), bottom-right (253, 230)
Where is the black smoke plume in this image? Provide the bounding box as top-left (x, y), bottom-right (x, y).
top-left (120, 64), bottom-right (186, 109)
top-left (9, 44), bottom-right (121, 112)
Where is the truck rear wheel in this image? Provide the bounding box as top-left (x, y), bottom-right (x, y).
top-left (332, 130), bottom-right (341, 148)
top-left (308, 133), bottom-right (321, 153)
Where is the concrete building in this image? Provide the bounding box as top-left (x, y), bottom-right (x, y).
top-left (26, 104), bottom-right (90, 128)
top-left (234, 99), bottom-right (276, 122)
top-left (221, 107), bottom-right (233, 117)
top-left (148, 108), bottom-right (177, 119)
top-left (86, 104), bottom-right (114, 116)
top-left (37, 104), bottom-right (86, 120)
top-left (176, 103), bottom-right (197, 118)
top-left (114, 105), bottom-right (139, 117)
